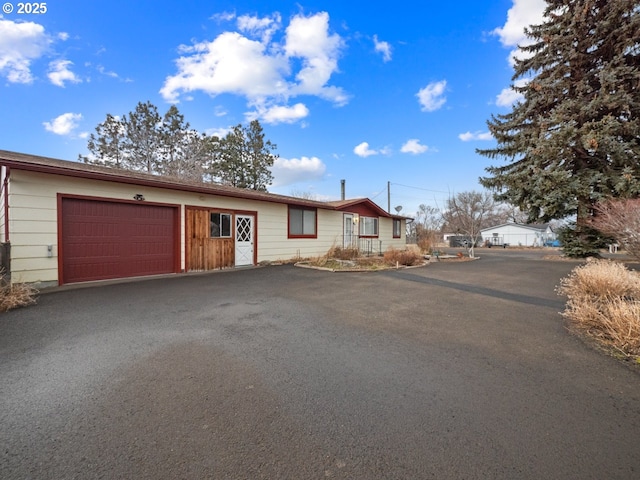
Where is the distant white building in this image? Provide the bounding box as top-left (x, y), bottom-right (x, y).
top-left (480, 223), bottom-right (555, 247)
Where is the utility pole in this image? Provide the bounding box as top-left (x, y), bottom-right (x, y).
top-left (387, 181), bottom-right (391, 213)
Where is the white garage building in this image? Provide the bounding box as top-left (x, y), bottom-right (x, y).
top-left (480, 223), bottom-right (555, 247)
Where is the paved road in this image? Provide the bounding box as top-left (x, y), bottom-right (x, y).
top-left (1, 250), bottom-right (639, 479)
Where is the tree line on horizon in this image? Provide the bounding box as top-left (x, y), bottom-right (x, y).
top-left (79, 101), bottom-right (277, 192)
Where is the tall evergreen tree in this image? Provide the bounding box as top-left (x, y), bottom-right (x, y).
top-left (216, 121), bottom-right (277, 191)
top-left (216, 124), bottom-right (247, 188)
top-left (244, 120), bottom-right (276, 191)
top-left (160, 104), bottom-right (189, 177)
top-left (79, 113), bottom-right (125, 168)
top-left (122, 101), bottom-right (162, 173)
top-left (81, 103), bottom-right (277, 190)
top-left (478, 0), bottom-right (640, 255)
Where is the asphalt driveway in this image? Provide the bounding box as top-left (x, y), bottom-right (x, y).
top-left (2, 250), bottom-right (640, 479)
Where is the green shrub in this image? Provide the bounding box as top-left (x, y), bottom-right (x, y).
top-left (558, 222), bottom-right (612, 258)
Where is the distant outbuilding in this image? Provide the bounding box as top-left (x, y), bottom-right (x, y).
top-left (480, 223), bottom-right (556, 248)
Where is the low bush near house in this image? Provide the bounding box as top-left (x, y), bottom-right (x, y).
top-left (305, 245), bottom-right (424, 270)
top-left (383, 247), bottom-right (422, 267)
top-left (0, 277), bottom-right (38, 313)
top-left (557, 260), bottom-right (640, 358)
top-left (417, 236), bottom-right (434, 254)
top-left (326, 245), bottom-right (360, 260)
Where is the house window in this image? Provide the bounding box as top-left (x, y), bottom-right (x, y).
top-left (393, 219), bottom-right (401, 238)
top-left (289, 206), bottom-right (317, 237)
top-left (359, 216), bottom-right (378, 236)
top-left (210, 212), bottom-right (232, 238)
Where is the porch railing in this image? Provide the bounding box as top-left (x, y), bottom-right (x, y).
top-left (341, 235), bottom-right (383, 256)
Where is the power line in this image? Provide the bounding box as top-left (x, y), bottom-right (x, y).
top-left (369, 185), bottom-right (388, 200)
top-left (390, 182), bottom-right (450, 194)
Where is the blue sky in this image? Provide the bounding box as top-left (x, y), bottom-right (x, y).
top-left (0, 0), bottom-right (546, 216)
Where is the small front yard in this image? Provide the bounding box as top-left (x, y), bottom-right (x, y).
top-left (296, 246), bottom-right (483, 272)
top-left (296, 246), bottom-right (439, 272)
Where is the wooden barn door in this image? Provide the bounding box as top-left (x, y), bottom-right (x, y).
top-left (186, 207), bottom-right (234, 271)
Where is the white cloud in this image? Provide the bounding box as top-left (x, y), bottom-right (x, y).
top-left (284, 12), bottom-right (347, 104)
top-left (213, 105), bottom-right (227, 117)
top-left (495, 78), bottom-right (529, 106)
top-left (47, 59), bottom-right (81, 87)
top-left (354, 142), bottom-right (380, 158)
top-left (237, 13), bottom-right (281, 43)
top-left (160, 31), bottom-right (289, 103)
top-left (161, 11), bottom-right (348, 120)
top-left (493, 0), bottom-right (546, 66)
top-left (458, 131), bottom-right (493, 142)
top-left (271, 156), bottom-right (326, 187)
top-left (259, 103), bottom-right (309, 124)
top-left (373, 34), bottom-right (392, 62)
top-left (95, 64), bottom-right (132, 83)
top-left (401, 139), bottom-right (429, 154)
top-left (97, 64), bottom-right (118, 78)
top-left (43, 112), bottom-right (82, 136)
top-left (0, 17), bottom-right (51, 83)
top-left (205, 126), bottom-right (232, 138)
top-left (210, 11), bottom-right (236, 22)
top-left (417, 80), bottom-right (447, 112)
top-left (57, 32), bottom-right (69, 41)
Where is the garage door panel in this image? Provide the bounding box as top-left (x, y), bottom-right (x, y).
top-left (61, 198), bottom-right (177, 284)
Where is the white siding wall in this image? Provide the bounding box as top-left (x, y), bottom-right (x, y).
top-left (379, 217), bottom-right (406, 250)
top-left (8, 170), bottom-right (407, 284)
top-left (9, 172), bottom-right (59, 283)
top-left (481, 225), bottom-right (546, 247)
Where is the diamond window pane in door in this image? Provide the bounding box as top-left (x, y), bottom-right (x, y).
top-left (235, 214), bottom-right (254, 267)
top-left (237, 217), bottom-right (252, 242)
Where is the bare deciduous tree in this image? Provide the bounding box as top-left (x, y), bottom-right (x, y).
top-left (442, 191), bottom-right (495, 258)
top-left (591, 199), bottom-right (640, 261)
top-left (411, 204), bottom-right (443, 252)
top-left (289, 190), bottom-right (318, 200)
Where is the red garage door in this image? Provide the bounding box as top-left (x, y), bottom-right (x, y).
top-left (60, 197), bottom-right (178, 284)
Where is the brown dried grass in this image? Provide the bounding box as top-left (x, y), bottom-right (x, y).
top-left (326, 245), bottom-right (360, 260)
top-left (417, 236), bottom-right (434, 254)
top-left (0, 279), bottom-right (38, 313)
top-left (307, 245), bottom-right (424, 270)
top-left (383, 247), bottom-right (423, 267)
top-left (557, 260), bottom-right (640, 357)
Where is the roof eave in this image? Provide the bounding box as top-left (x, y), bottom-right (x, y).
top-left (0, 152), bottom-right (327, 209)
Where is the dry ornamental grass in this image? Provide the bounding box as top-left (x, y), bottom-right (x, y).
top-left (307, 246), bottom-right (424, 270)
top-left (0, 281), bottom-right (38, 313)
top-left (383, 247), bottom-right (423, 267)
top-left (557, 260), bottom-right (640, 358)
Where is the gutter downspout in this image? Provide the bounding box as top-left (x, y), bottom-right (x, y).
top-left (2, 166), bottom-right (9, 242)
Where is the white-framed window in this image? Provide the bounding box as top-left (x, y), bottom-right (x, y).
top-left (393, 219), bottom-right (401, 238)
top-left (210, 212), bottom-right (232, 238)
top-left (359, 216), bottom-right (378, 236)
top-left (288, 206), bottom-right (317, 237)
